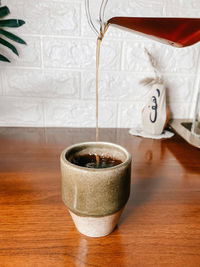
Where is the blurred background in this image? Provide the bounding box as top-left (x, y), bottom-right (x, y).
top-left (0, 0), bottom-right (199, 128)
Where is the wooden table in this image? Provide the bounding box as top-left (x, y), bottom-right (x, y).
top-left (0, 127), bottom-right (200, 267)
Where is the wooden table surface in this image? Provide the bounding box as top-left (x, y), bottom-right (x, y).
top-left (0, 127), bottom-right (200, 267)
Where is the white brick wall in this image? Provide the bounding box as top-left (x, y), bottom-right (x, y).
top-left (0, 0), bottom-right (199, 127)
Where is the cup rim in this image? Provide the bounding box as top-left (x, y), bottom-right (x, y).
top-left (60, 141), bottom-right (132, 172)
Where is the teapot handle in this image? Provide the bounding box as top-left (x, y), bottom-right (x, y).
top-left (99, 0), bottom-right (109, 34)
top-left (85, 0), bottom-right (109, 36)
top-left (85, 0), bottom-right (99, 36)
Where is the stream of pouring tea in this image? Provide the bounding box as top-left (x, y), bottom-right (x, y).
top-left (95, 25), bottom-right (109, 144)
top-left (95, 26), bottom-right (109, 165)
top-left (95, 36), bottom-right (101, 143)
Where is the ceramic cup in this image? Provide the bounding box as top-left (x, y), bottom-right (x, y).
top-left (60, 142), bottom-right (131, 237)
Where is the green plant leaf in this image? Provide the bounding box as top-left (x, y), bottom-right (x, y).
top-left (0, 19), bottom-right (25, 28)
top-left (0, 6), bottom-right (26, 63)
top-left (0, 53), bottom-right (10, 62)
top-left (0, 37), bottom-right (19, 56)
top-left (0, 29), bottom-right (26, 44)
top-left (0, 6), bottom-right (10, 18)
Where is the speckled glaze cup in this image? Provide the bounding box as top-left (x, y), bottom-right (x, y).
top-left (60, 142), bottom-right (131, 237)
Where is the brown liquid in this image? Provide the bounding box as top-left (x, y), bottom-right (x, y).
top-left (95, 25), bottom-right (109, 144)
top-left (96, 25), bottom-right (109, 144)
top-left (69, 154), bottom-right (122, 169)
top-left (96, 37), bottom-right (101, 143)
top-left (95, 26), bottom-right (109, 165)
top-left (107, 17), bottom-right (200, 47)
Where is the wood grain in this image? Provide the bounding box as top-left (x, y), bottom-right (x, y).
top-left (0, 127), bottom-right (200, 267)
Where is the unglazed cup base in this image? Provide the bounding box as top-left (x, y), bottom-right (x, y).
top-left (69, 207), bottom-right (124, 237)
